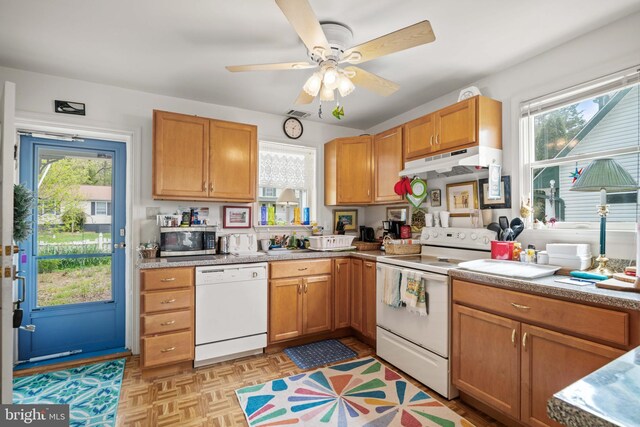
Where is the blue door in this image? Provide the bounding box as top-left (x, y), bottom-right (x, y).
top-left (18, 135), bottom-right (126, 360)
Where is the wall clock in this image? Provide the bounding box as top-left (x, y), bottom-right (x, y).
top-left (283, 117), bottom-right (303, 139)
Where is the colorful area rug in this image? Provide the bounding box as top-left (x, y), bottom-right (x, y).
top-left (284, 339), bottom-right (357, 370)
top-left (236, 357), bottom-right (473, 426)
top-left (13, 358), bottom-right (125, 427)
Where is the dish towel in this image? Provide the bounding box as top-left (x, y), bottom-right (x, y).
top-left (403, 272), bottom-right (429, 316)
top-left (382, 268), bottom-right (403, 307)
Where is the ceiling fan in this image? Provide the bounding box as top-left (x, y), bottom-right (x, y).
top-left (226, 0), bottom-right (436, 106)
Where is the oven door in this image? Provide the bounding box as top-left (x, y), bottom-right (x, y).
top-left (376, 263), bottom-right (450, 357)
top-left (160, 229), bottom-right (205, 256)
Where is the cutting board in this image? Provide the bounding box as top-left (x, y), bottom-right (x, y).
top-left (458, 259), bottom-right (561, 279)
top-left (597, 277), bottom-right (640, 293)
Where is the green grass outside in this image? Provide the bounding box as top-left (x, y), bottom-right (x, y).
top-left (38, 231), bottom-right (111, 244)
top-left (38, 263), bottom-right (111, 306)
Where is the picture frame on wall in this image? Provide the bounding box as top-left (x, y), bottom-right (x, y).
top-left (478, 176), bottom-right (512, 209)
top-left (430, 189), bottom-right (442, 207)
top-left (333, 209), bottom-right (358, 233)
top-left (446, 181), bottom-right (479, 217)
top-left (386, 206), bottom-right (409, 222)
top-left (223, 206), bottom-right (252, 228)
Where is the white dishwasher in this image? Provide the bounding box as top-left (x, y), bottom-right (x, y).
top-left (195, 262), bottom-right (267, 367)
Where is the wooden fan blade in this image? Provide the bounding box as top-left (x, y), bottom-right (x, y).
top-left (295, 90), bottom-right (315, 105)
top-left (275, 0), bottom-right (330, 54)
top-left (343, 20), bottom-right (435, 64)
top-left (226, 62), bottom-right (316, 72)
top-left (344, 66), bottom-right (400, 96)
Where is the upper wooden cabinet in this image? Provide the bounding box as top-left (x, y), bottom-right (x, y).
top-left (153, 110), bottom-right (257, 202)
top-left (209, 120), bottom-right (257, 201)
top-left (373, 127), bottom-right (404, 203)
top-left (404, 96), bottom-right (501, 161)
top-left (153, 111), bottom-right (210, 199)
top-left (325, 136), bottom-right (373, 205)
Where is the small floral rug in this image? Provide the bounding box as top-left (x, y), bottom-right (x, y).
top-left (284, 339), bottom-right (357, 370)
top-left (236, 357), bottom-right (474, 426)
top-left (13, 358), bottom-right (125, 427)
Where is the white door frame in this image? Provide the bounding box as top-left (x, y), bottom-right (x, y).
top-left (1, 81), bottom-right (16, 404)
top-left (14, 112), bottom-right (140, 355)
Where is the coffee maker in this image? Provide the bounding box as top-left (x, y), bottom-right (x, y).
top-left (383, 220), bottom-right (405, 238)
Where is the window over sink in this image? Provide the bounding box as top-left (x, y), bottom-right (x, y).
top-left (520, 66), bottom-right (640, 229)
top-left (258, 141), bottom-right (316, 225)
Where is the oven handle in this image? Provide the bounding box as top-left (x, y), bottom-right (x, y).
top-left (378, 265), bottom-right (448, 283)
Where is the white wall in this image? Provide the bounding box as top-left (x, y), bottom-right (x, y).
top-left (363, 11), bottom-right (640, 259)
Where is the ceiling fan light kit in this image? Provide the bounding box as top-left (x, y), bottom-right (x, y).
top-left (226, 0), bottom-right (436, 110)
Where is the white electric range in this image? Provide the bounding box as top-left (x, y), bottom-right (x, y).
top-left (376, 226), bottom-right (497, 399)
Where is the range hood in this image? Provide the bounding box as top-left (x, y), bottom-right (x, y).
top-left (400, 146), bottom-right (502, 175)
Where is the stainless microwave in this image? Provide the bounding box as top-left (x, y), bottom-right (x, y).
top-left (159, 226), bottom-right (216, 257)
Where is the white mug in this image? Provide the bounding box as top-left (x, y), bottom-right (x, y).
top-left (260, 239), bottom-right (271, 251)
top-left (424, 213), bottom-right (433, 227)
top-left (440, 211), bottom-right (450, 228)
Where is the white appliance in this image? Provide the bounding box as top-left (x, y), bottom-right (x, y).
top-left (195, 262), bottom-right (267, 367)
top-left (376, 227), bottom-right (496, 399)
top-left (400, 145), bottom-right (502, 175)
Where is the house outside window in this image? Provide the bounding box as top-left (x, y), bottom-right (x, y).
top-left (258, 141), bottom-right (316, 225)
top-left (521, 67), bottom-right (640, 228)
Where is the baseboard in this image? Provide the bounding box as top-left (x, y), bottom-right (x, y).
top-left (14, 350), bottom-right (131, 377)
top-left (266, 328), bottom-right (353, 353)
top-left (459, 391), bottom-right (523, 427)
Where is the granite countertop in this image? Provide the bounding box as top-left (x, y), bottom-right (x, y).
top-left (548, 347), bottom-right (640, 427)
top-left (449, 269), bottom-right (640, 311)
top-left (137, 250), bottom-right (387, 269)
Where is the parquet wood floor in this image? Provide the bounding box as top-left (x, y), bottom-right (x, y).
top-left (116, 337), bottom-right (504, 426)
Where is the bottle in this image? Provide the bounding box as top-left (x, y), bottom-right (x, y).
top-left (267, 204), bottom-right (275, 226)
top-left (293, 207), bottom-right (301, 225)
top-left (260, 204), bottom-right (267, 226)
top-left (512, 242), bottom-right (522, 261)
top-left (302, 207), bottom-right (310, 225)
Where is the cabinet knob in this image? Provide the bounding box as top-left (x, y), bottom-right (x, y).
top-left (522, 332), bottom-right (528, 350)
top-left (160, 320), bottom-right (176, 326)
top-left (511, 329), bottom-right (516, 346)
top-left (161, 346), bottom-right (176, 353)
top-left (160, 277), bottom-right (176, 282)
top-left (511, 302), bottom-right (531, 311)
top-left (161, 298), bottom-right (176, 304)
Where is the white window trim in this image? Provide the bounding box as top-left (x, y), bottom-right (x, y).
top-left (519, 66), bottom-right (640, 230)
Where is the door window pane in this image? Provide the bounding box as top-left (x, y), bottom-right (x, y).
top-left (37, 148), bottom-right (112, 254)
top-left (37, 257), bottom-right (112, 307)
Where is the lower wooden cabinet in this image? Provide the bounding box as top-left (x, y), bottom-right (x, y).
top-left (269, 260), bottom-right (333, 344)
top-left (350, 259), bottom-right (376, 340)
top-left (139, 267), bottom-right (195, 372)
top-left (452, 279), bottom-right (626, 426)
top-left (334, 258), bottom-right (351, 329)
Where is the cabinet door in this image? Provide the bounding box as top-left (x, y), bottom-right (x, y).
top-left (521, 324), bottom-right (624, 427)
top-left (403, 114), bottom-right (435, 160)
top-left (209, 120), bottom-right (257, 202)
top-left (153, 110), bottom-right (209, 199)
top-left (302, 275), bottom-right (333, 335)
top-left (350, 258), bottom-right (364, 333)
top-left (362, 261), bottom-right (377, 339)
top-left (435, 97), bottom-right (476, 152)
top-left (337, 136), bottom-right (373, 204)
top-left (334, 259), bottom-right (351, 329)
top-left (269, 278), bottom-right (302, 342)
top-left (373, 127), bottom-right (404, 203)
top-left (452, 304), bottom-right (520, 419)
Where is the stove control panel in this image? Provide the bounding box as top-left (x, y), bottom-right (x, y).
top-left (420, 227), bottom-right (497, 250)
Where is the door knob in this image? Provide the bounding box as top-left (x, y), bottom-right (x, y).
top-left (114, 243), bottom-right (126, 249)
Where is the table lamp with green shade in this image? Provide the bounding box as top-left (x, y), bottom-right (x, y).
top-left (570, 158), bottom-right (639, 277)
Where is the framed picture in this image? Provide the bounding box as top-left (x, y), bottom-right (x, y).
top-left (386, 206), bottom-right (409, 222)
top-left (446, 181), bottom-right (479, 217)
top-left (430, 189), bottom-right (442, 207)
top-left (478, 176), bottom-right (512, 209)
top-left (333, 209), bottom-right (358, 233)
top-left (223, 206), bottom-right (252, 228)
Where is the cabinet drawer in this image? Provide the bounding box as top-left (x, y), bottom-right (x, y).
top-left (270, 259), bottom-right (332, 279)
top-left (142, 331), bottom-right (193, 367)
top-left (142, 310), bottom-right (192, 336)
top-left (452, 279), bottom-right (629, 346)
top-left (143, 289), bottom-right (193, 314)
top-left (141, 267), bottom-right (194, 291)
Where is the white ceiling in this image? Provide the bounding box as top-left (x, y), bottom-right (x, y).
top-left (1, 0), bottom-right (639, 129)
